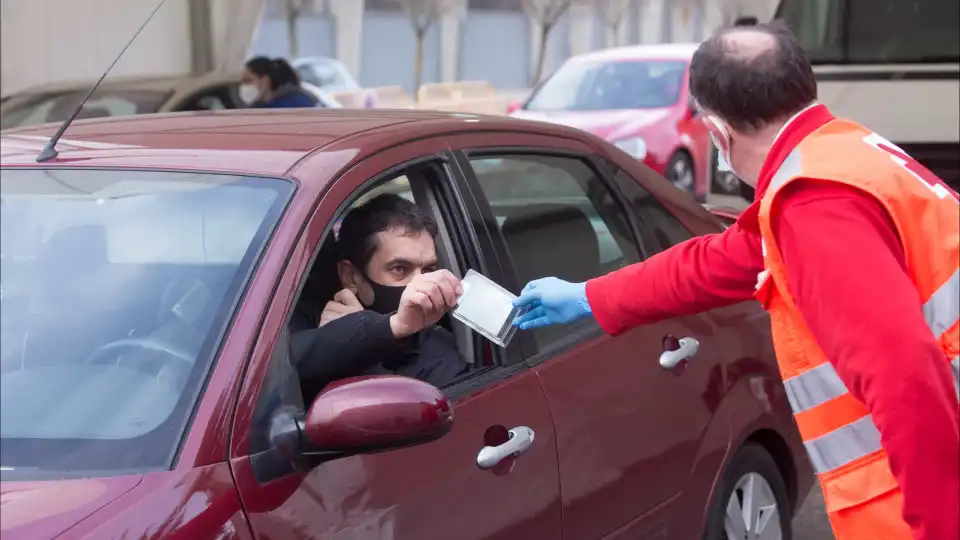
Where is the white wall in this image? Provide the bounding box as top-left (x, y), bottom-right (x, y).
top-left (1, 0), bottom-right (193, 96)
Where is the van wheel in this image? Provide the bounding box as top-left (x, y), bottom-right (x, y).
top-left (703, 443), bottom-right (792, 540)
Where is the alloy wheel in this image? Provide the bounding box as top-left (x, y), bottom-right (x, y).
top-left (723, 472), bottom-right (783, 540)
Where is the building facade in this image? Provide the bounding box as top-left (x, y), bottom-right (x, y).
top-left (252, 0), bottom-right (778, 92)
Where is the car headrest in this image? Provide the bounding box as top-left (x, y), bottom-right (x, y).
top-left (500, 204), bottom-right (600, 287)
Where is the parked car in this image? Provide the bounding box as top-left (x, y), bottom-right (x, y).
top-left (292, 56), bottom-right (373, 107)
top-left (0, 109), bottom-right (812, 540)
top-left (0, 73), bottom-right (341, 130)
top-left (510, 43), bottom-right (719, 202)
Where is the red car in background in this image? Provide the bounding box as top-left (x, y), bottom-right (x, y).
top-left (0, 109), bottom-right (811, 540)
top-left (509, 43), bottom-right (713, 202)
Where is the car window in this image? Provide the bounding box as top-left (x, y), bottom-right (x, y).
top-left (0, 169), bottom-right (292, 479)
top-left (776, 0), bottom-right (959, 64)
top-left (525, 59), bottom-right (687, 111)
top-left (607, 162), bottom-right (695, 251)
top-left (179, 85), bottom-right (239, 112)
top-left (0, 90), bottom-right (170, 130)
top-left (468, 154), bottom-right (640, 351)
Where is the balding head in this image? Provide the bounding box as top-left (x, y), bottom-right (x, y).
top-left (690, 21), bottom-right (816, 133)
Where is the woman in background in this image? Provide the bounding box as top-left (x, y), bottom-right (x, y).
top-left (241, 57), bottom-right (319, 109)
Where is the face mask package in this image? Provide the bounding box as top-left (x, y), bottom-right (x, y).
top-left (452, 269), bottom-right (527, 348)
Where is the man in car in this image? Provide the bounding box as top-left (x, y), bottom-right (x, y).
top-left (510, 21), bottom-right (959, 540)
top-left (291, 194), bottom-right (468, 400)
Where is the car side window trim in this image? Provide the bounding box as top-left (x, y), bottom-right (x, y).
top-left (454, 147), bottom-right (644, 364)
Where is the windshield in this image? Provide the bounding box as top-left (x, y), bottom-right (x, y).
top-left (0, 90), bottom-right (170, 130)
top-left (524, 59), bottom-right (687, 112)
top-left (776, 0), bottom-right (960, 64)
top-left (0, 169), bottom-right (292, 479)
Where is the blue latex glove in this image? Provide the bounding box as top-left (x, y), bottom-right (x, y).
top-left (512, 277), bottom-right (592, 330)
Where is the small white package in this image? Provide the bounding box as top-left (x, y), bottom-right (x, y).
top-left (452, 269), bottom-right (526, 348)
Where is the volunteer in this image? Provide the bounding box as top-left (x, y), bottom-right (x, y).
top-left (512, 21), bottom-right (960, 540)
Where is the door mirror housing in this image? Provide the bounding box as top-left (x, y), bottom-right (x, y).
top-left (303, 375), bottom-right (454, 454)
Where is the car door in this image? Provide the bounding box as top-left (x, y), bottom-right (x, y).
top-left (449, 133), bottom-right (734, 540)
top-left (229, 138), bottom-right (562, 540)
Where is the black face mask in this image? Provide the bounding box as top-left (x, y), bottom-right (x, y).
top-left (362, 275), bottom-right (406, 315)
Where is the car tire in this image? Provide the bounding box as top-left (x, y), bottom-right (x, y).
top-left (703, 443), bottom-right (793, 540)
top-left (666, 151), bottom-right (697, 197)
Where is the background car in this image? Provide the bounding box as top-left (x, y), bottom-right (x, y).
top-left (292, 56), bottom-right (374, 107)
top-left (509, 43), bottom-right (716, 202)
top-left (0, 109), bottom-right (812, 540)
top-left (0, 73), bottom-right (341, 130)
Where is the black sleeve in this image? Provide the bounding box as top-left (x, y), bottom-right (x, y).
top-left (291, 310), bottom-right (414, 388)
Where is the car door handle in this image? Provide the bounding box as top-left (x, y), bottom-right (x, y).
top-left (476, 426), bottom-right (535, 470)
top-left (659, 337), bottom-right (700, 370)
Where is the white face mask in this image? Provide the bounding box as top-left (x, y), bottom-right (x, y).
top-left (239, 84), bottom-right (260, 105)
top-left (705, 116), bottom-right (740, 179)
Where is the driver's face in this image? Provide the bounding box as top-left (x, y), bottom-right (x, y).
top-left (341, 227), bottom-right (438, 306)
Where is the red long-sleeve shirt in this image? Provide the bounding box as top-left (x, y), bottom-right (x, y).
top-left (586, 105), bottom-right (960, 540)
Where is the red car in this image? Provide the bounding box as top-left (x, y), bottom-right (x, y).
top-left (509, 43), bottom-right (713, 202)
top-left (0, 109), bottom-right (812, 540)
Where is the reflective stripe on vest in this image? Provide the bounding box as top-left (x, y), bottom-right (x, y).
top-left (924, 269), bottom-right (959, 336)
top-left (805, 415), bottom-right (883, 474)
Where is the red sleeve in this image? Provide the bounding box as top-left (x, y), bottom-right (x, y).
top-left (773, 180), bottom-right (960, 540)
top-left (585, 219), bottom-right (763, 335)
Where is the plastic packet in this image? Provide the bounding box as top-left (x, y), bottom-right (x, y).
top-left (451, 269), bottom-right (526, 348)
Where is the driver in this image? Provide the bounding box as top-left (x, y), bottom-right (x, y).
top-left (291, 194), bottom-right (469, 399)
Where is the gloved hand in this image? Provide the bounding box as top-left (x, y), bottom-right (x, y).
top-left (512, 277), bottom-right (592, 330)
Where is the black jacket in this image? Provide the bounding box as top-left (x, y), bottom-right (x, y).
top-left (290, 307), bottom-right (467, 401)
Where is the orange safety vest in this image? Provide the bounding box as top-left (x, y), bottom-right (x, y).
top-left (754, 117), bottom-right (960, 539)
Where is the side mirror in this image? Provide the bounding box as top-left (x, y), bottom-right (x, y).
top-left (302, 375), bottom-right (453, 456)
top-left (506, 100), bottom-right (523, 115)
top-left (686, 96), bottom-right (698, 118)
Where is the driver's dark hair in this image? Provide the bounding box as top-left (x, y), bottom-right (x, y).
top-left (336, 193), bottom-right (438, 273)
top-left (689, 20), bottom-right (817, 133)
top-left (245, 56), bottom-right (302, 90)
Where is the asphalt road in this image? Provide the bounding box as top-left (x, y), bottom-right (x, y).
top-left (793, 488), bottom-right (835, 540)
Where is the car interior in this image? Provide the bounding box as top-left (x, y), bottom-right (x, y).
top-left (288, 163), bottom-right (496, 403)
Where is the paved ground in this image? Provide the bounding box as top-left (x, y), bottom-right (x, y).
top-left (793, 489), bottom-right (834, 540)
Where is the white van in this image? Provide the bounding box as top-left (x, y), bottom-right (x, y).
top-left (774, 0), bottom-right (959, 189)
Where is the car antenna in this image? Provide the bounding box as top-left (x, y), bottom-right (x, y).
top-left (36, 0), bottom-right (171, 163)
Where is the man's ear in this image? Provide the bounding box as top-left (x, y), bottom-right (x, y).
top-left (337, 260), bottom-right (360, 294)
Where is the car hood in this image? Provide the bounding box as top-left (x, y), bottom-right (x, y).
top-left (0, 475), bottom-right (142, 538)
top-left (510, 108), bottom-right (673, 141)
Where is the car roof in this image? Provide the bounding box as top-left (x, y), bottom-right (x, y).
top-left (7, 73), bottom-right (241, 96)
top-left (0, 108), bottom-right (584, 177)
top-left (572, 42), bottom-right (700, 64)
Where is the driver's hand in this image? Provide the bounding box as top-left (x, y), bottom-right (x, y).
top-left (319, 289), bottom-right (363, 327)
top-left (389, 270), bottom-right (462, 338)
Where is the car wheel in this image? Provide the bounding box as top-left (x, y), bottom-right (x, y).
top-left (703, 443), bottom-right (792, 540)
top-left (713, 170), bottom-right (741, 195)
top-left (666, 151), bottom-right (696, 195)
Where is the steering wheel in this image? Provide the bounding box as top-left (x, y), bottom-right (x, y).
top-left (85, 337), bottom-right (195, 377)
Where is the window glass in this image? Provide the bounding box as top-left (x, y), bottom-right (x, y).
top-left (0, 90), bottom-right (170, 130)
top-left (469, 155), bottom-right (639, 350)
top-left (0, 169), bottom-right (291, 478)
top-left (777, 0), bottom-right (960, 64)
top-left (525, 59), bottom-right (688, 111)
top-left (608, 163), bottom-right (694, 251)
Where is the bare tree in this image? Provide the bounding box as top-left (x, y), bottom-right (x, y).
top-left (392, 0), bottom-right (459, 94)
top-left (523, 0), bottom-right (574, 86)
top-left (595, 0), bottom-right (635, 48)
top-left (284, 0), bottom-right (307, 57)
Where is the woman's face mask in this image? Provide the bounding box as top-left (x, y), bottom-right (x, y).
top-left (239, 83), bottom-right (260, 105)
